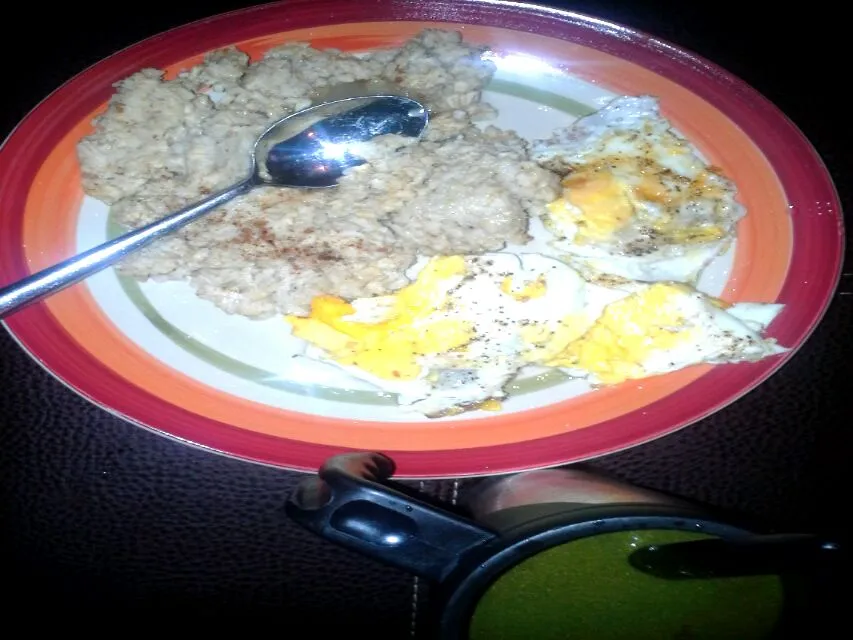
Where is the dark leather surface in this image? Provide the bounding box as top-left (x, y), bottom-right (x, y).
top-left (1, 0), bottom-right (850, 634)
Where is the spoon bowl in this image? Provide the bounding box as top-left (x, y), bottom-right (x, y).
top-left (0, 95), bottom-right (428, 318)
top-left (258, 95), bottom-right (428, 188)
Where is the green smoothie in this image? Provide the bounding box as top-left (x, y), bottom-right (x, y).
top-left (469, 530), bottom-right (783, 639)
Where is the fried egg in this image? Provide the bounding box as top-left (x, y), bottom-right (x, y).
top-left (286, 251), bottom-right (786, 416)
top-left (531, 95), bottom-right (743, 283)
top-left (287, 253), bottom-right (598, 416)
top-left (546, 282), bottom-right (787, 385)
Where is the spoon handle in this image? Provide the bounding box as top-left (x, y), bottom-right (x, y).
top-left (0, 178), bottom-right (254, 319)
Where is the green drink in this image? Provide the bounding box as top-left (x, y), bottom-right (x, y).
top-left (470, 530), bottom-right (783, 639)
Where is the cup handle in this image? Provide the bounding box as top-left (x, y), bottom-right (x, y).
top-left (286, 452), bottom-right (497, 582)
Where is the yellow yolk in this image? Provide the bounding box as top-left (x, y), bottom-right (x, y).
top-left (547, 169), bottom-right (634, 243)
top-left (545, 158), bottom-right (730, 245)
top-left (500, 274), bottom-right (548, 301)
top-left (662, 225), bottom-right (726, 244)
top-left (519, 315), bottom-right (592, 364)
top-left (546, 284), bottom-right (696, 384)
top-left (433, 397), bottom-right (504, 418)
top-left (708, 296), bottom-right (731, 309)
top-left (634, 172), bottom-right (672, 204)
top-left (286, 256), bottom-right (474, 380)
top-left (478, 399), bottom-right (503, 411)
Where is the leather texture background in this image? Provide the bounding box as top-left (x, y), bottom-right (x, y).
top-left (1, 1), bottom-right (850, 634)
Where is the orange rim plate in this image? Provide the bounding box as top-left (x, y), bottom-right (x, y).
top-left (0, 0), bottom-right (843, 477)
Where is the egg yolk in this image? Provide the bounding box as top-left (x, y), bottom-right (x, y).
top-left (662, 225), bottom-right (726, 244)
top-left (500, 274), bottom-right (548, 301)
top-left (546, 155), bottom-right (731, 246)
top-left (519, 315), bottom-right (592, 364)
top-left (547, 284), bottom-right (696, 384)
top-left (286, 256), bottom-right (474, 380)
top-left (547, 169), bottom-right (634, 243)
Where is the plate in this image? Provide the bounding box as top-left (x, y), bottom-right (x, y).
top-left (0, 0), bottom-right (843, 477)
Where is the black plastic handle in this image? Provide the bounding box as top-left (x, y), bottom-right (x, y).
top-left (286, 453), bottom-right (497, 582)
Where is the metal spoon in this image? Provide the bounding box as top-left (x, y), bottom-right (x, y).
top-left (0, 95), bottom-right (428, 318)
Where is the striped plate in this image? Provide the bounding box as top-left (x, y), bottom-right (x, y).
top-left (0, 0), bottom-right (843, 477)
